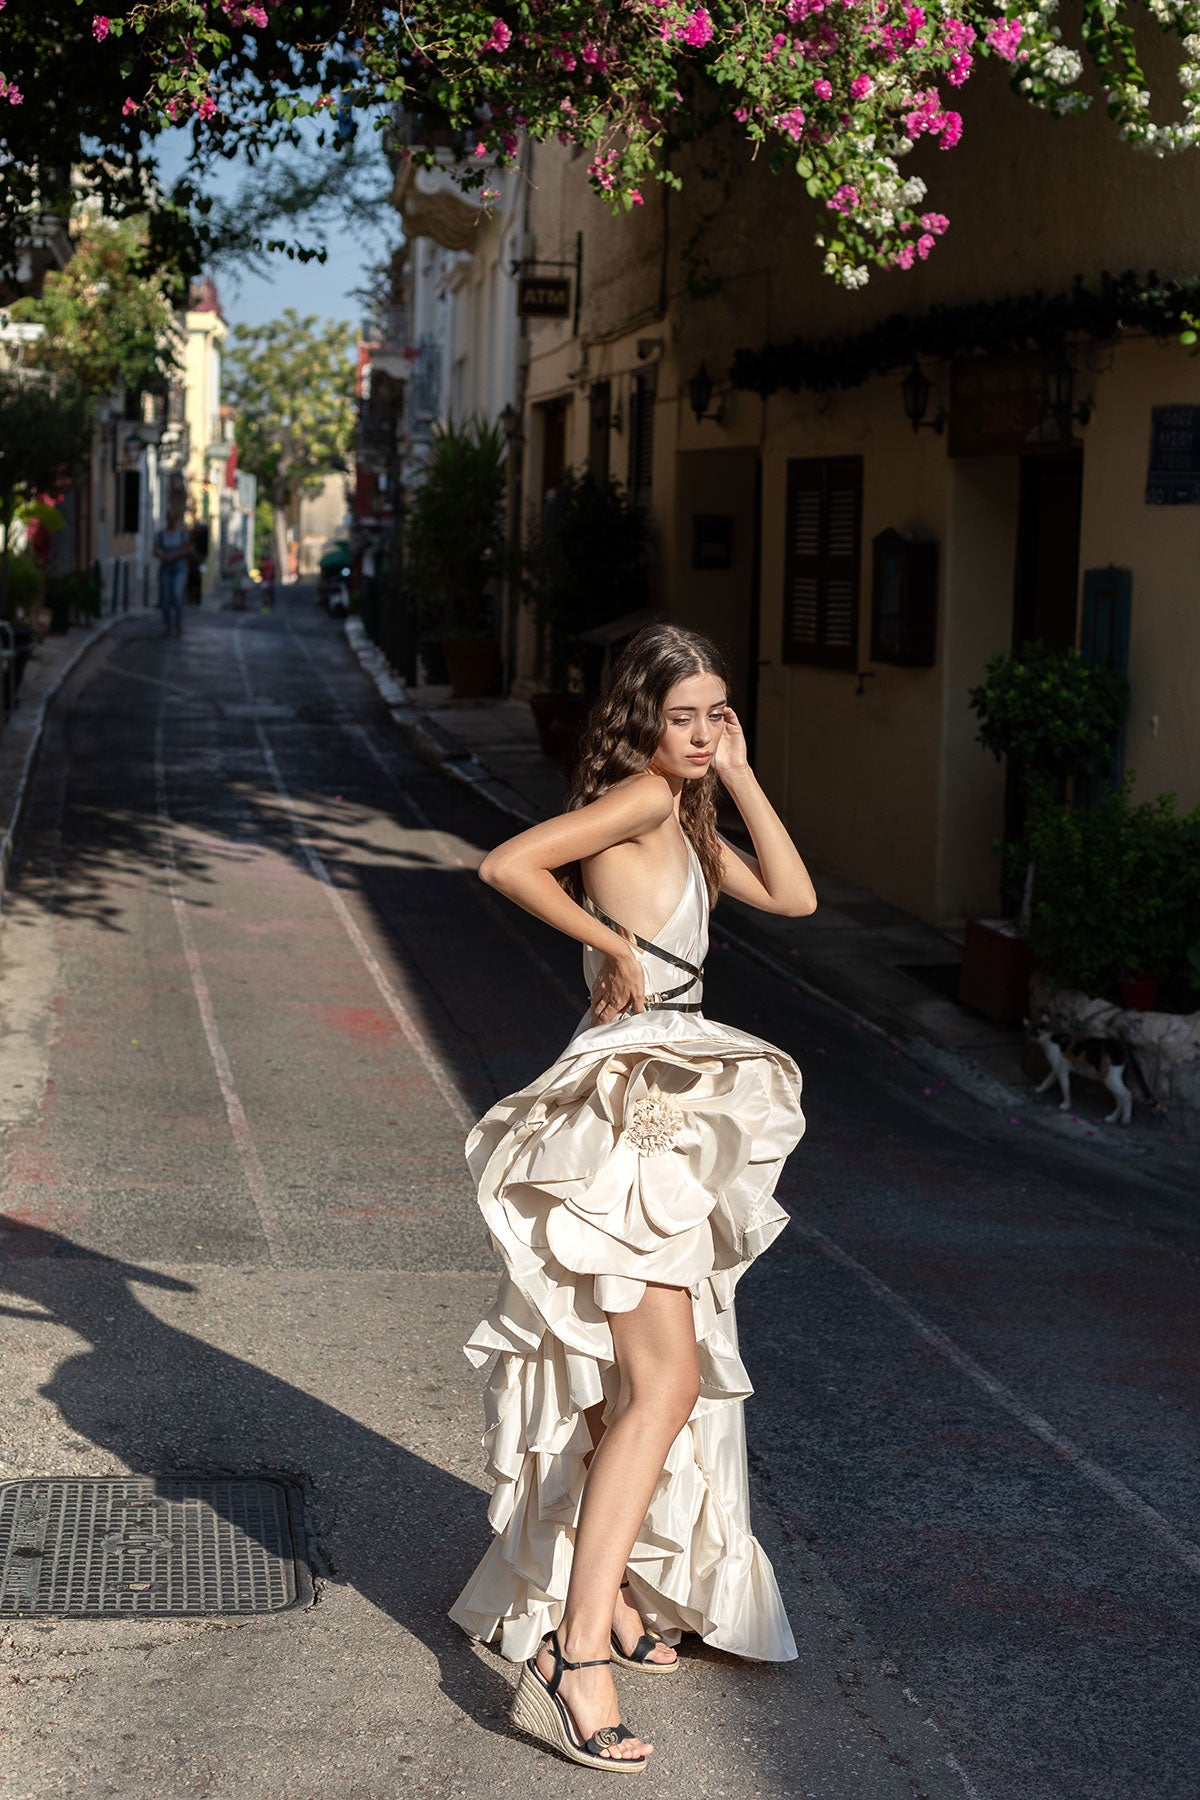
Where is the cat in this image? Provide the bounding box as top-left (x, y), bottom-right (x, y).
top-left (1026, 1016), bottom-right (1139, 1126)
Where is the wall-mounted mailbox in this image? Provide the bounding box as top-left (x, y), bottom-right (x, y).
top-left (870, 528), bottom-right (938, 667)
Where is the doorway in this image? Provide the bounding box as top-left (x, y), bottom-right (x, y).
top-left (1006, 448), bottom-right (1083, 841)
top-left (1012, 449), bottom-right (1082, 651)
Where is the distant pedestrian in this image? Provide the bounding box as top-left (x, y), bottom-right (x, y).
top-left (154, 506), bottom-right (191, 636)
top-left (230, 550), bottom-right (250, 611)
top-left (259, 550), bottom-right (276, 612)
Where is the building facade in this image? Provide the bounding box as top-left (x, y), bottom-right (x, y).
top-left (512, 63), bottom-right (1200, 926)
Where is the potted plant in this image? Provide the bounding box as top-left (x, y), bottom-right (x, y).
top-left (1026, 785), bottom-right (1200, 1011)
top-left (405, 417), bottom-right (507, 698)
top-left (520, 470), bottom-right (651, 758)
top-left (961, 643), bottom-right (1129, 1021)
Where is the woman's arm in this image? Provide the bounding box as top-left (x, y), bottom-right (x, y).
top-left (713, 708), bottom-right (817, 917)
top-left (478, 774), bottom-right (677, 1017)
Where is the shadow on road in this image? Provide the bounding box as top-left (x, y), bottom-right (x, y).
top-left (0, 1219), bottom-right (516, 1745)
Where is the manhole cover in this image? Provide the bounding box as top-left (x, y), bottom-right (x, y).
top-left (0, 1477), bottom-right (311, 1618)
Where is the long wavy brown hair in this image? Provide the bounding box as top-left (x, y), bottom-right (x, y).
top-left (559, 622), bottom-right (728, 908)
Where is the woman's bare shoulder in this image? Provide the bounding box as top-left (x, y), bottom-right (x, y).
top-left (595, 770), bottom-right (674, 830)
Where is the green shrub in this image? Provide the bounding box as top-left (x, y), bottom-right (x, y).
top-left (1028, 787), bottom-right (1200, 999)
top-left (521, 469), bottom-right (651, 691)
top-left (968, 642), bottom-right (1129, 800)
top-left (405, 417), bottom-right (506, 637)
top-left (2, 553), bottom-right (42, 618)
top-left (44, 567), bottom-right (101, 628)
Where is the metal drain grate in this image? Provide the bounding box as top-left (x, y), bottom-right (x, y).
top-left (0, 1477), bottom-right (311, 1618)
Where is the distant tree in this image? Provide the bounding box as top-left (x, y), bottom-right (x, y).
top-left (222, 310), bottom-right (355, 575)
top-left (0, 376), bottom-right (92, 613)
top-left (13, 216), bottom-right (180, 397)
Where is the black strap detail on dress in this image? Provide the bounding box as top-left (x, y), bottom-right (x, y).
top-left (585, 897), bottom-right (704, 1010)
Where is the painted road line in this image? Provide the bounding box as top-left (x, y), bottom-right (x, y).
top-left (153, 712), bottom-right (288, 1265)
top-left (340, 722), bottom-right (584, 1020)
top-left (801, 1221), bottom-right (1200, 1582)
top-left (252, 721), bottom-right (473, 1132)
top-left (276, 609), bottom-right (584, 1022)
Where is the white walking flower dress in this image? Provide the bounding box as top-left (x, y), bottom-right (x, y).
top-left (449, 840), bottom-right (804, 1662)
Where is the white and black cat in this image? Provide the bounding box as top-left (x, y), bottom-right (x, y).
top-left (1026, 1016), bottom-right (1140, 1126)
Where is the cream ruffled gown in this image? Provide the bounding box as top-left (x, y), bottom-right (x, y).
top-left (449, 841), bottom-right (805, 1663)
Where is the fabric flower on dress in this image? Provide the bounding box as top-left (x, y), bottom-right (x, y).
top-left (625, 1090), bottom-right (685, 1155)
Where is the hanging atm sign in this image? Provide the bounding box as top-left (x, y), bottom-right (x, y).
top-left (518, 275), bottom-right (572, 318)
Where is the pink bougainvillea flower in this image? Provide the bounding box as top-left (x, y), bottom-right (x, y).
top-left (919, 211), bottom-right (949, 234)
top-left (675, 6), bottom-right (714, 48)
top-left (813, 77), bottom-right (832, 100)
top-left (827, 182), bottom-right (859, 212)
top-left (985, 16), bottom-right (1024, 61)
top-left (849, 73), bottom-right (872, 99)
top-left (482, 18), bottom-right (512, 54)
top-left (245, 4), bottom-right (268, 24)
top-left (916, 232), bottom-right (936, 258)
top-left (122, 95), bottom-right (138, 115)
top-left (195, 95), bottom-right (217, 120)
top-left (630, 188), bottom-right (644, 205)
top-left (775, 105), bottom-right (806, 140)
top-left (92, 14), bottom-right (110, 41)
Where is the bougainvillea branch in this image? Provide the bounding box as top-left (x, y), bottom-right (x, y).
top-left (3, 3), bottom-right (1200, 285)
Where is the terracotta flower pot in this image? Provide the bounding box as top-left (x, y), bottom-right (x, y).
top-left (1117, 972), bottom-right (1160, 1012)
top-left (529, 692), bottom-right (588, 763)
top-left (957, 918), bottom-right (1036, 1023)
top-left (443, 636), bottom-right (499, 699)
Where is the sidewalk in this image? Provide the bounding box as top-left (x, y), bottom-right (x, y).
top-left (345, 623), bottom-right (1197, 1196)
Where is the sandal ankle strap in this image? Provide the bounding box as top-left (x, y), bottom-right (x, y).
top-left (544, 1630), bottom-right (611, 1698)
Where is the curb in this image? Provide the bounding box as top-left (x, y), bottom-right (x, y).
top-left (343, 620), bottom-right (1196, 1197)
top-left (344, 619), bottom-right (539, 825)
top-left (0, 611), bottom-right (130, 918)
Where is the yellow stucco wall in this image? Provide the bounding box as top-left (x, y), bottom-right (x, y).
top-left (1076, 338), bottom-right (1200, 814)
top-left (521, 62), bottom-right (1200, 923)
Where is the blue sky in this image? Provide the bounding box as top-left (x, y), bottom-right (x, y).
top-left (154, 124), bottom-right (395, 335)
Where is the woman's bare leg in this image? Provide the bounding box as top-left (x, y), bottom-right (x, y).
top-left (584, 1399), bottom-right (678, 1667)
top-left (537, 1283), bottom-right (700, 1761)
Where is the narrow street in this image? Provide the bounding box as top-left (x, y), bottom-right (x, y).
top-left (2, 593), bottom-right (1198, 1800)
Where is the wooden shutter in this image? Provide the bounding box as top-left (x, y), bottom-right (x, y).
top-left (627, 369), bottom-right (656, 507)
top-left (783, 456), bottom-right (862, 668)
top-left (1077, 565), bottom-right (1132, 804)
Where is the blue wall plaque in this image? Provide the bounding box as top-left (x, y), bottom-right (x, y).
top-left (1146, 404), bottom-right (1200, 504)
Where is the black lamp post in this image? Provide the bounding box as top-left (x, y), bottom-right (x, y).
top-left (900, 357), bottom-right (945, 434)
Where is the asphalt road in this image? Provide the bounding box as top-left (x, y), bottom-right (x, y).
top-left (1, 592), bottom-right (1197, 1800)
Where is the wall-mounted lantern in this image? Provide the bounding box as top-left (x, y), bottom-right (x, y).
top-left (1044, 350), bottom-right (1093, 437)
top-left (687, 362), bottom-right (724, 425)
top-left (900, 357), bottom-right (946, 435)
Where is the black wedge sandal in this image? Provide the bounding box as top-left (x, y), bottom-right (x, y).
top-left (510, 1631), bottom-right (649, 1773)
top-left (610, 1582), bottom-right (679, 1673)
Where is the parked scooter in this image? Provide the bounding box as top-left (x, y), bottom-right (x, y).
top-left (325, 567), bottom-right (351, 618)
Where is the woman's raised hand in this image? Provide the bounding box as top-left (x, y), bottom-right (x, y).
top-left (713, 705), bottom-right (749, 777)
top-left (589, 948), bottom-right (646, 1026)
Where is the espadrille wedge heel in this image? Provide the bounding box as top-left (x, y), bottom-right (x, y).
top-left (510, 1632), bottom-right (649, 1772)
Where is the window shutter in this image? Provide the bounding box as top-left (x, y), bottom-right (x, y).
top-left (783, 456), bottom-right (862, 669)
top-left (627, 369), bottom-right (656, 507)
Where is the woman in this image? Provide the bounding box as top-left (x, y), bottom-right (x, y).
top-left (154, 506), bottom-right (191, 636)
top-left (450, 624), bottom-right (816, 1772)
